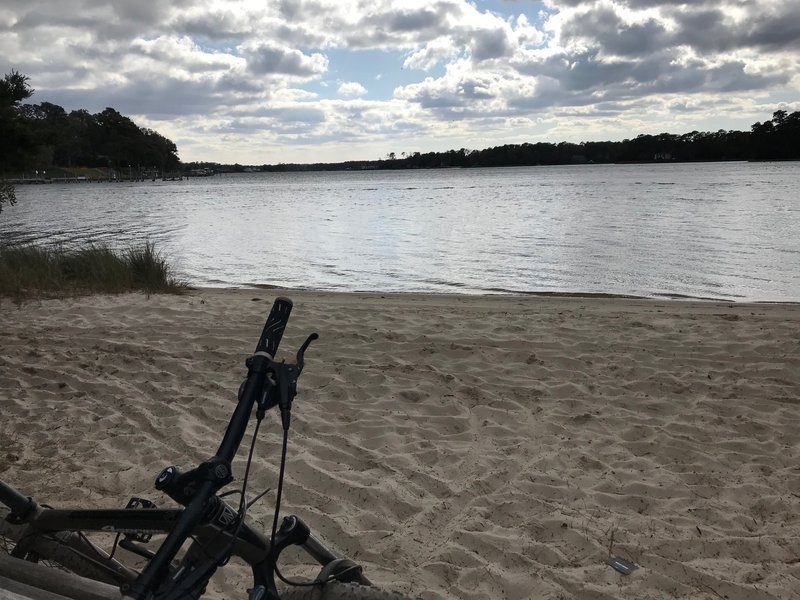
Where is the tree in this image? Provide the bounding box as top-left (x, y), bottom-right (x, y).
top-left (0, 70), bottom-right (35, 214)
top-left (750, 109), bottom-right (800, 159)
top-left (0, 70), bottom-right (33, 106)
top-left (0, 70), bottom-right (35, 171)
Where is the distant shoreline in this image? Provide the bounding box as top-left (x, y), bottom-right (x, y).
top-left (191, 156), bottom-right (800, 175)
top-left (5, 157), bottom-right (800, 183)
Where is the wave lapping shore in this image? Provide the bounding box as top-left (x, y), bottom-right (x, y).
top-left (1, 290), bottom-right (799, 599)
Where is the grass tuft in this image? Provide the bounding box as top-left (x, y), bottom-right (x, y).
top-left (0, 242), bottom-right (188, 301)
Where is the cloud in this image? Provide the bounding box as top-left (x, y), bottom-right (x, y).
top-left (2, 0), bottom-right (798, 163)
top-left (470, 26), bottom-right (514, 61)
top-left (403, 37), bottom-right (459, 70)
top-left (395, 0), bottom-right (799, 115)
top-left (241, 42), bottom-right (328, 77)
top-left (348, 2), bottom-right (463, 47)
top-left (558, 5), bottom-right (668, 57)
top-left (547, 0), bottom-right (800, 54)
top-left (666, 4), bottom-right (800, 53)
top-left (337, 81), bottom-right (367, 97)
top-left (169, 9), bottom-right (252, 42)
top-left (129, 36), bottom-right (240, 74)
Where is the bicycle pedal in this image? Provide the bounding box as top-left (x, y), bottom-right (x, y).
top-left (124, 497), bottom-right (157, 543)
top-left (126, 497), bottom-right (157, 510)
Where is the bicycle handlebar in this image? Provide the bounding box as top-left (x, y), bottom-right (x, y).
top-left (123, 297), bottom-right (294, 599)
top-left (256, 297), bottom-right (293, 356)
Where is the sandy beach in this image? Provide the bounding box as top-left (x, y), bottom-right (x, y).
top-left (1, 289), bottom-right (799, 599)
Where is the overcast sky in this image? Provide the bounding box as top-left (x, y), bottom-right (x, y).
top-left (2, 0), bottom-right (799, 164)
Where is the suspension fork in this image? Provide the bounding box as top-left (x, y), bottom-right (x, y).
top-left (250, 515), bottom-right (370, 599)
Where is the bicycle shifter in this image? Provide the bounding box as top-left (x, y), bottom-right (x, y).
top-left (255, 333), bottom-right (318, 429)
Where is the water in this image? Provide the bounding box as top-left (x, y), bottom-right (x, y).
top-left (2, 162), bottom-right (799, 302)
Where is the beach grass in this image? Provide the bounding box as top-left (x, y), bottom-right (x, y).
top-left (0, 242), bottom-right (188, 301)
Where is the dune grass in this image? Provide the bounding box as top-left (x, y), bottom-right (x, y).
top-left (0, 242), bottom-right (189, 301)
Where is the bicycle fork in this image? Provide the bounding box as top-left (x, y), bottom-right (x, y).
top-left (250, 515), bottom-right (370, 600)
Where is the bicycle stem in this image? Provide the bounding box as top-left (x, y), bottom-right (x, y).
top-left (124, 350), bottom-right (272, 598)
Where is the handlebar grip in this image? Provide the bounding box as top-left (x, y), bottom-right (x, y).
top-left (255, 297), bottom-right (293, 356)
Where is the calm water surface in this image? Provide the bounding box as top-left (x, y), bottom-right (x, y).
top-left (2, 162), bottom-right (799, 301)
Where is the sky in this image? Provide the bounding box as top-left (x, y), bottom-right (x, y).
top-left (2, 0), bottom-right (799, 164)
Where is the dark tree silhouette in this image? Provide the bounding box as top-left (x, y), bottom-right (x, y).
top-left (0, 70), bottom-right (35, 172)
top-left (1, 71), bottom-right (180, 175)
top-left (259, 109), bottom-right (800, 172)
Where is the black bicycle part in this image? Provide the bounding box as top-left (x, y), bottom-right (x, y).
top-left (2, 489), bottom-right (371, 597)
top-left (117, 498), bottom-right (158, 561)
top-left (0, 481), bottom-right (37, 524)
top-left (252, 515), bottom-right (312, 600)
top-left (124, 498), bottom-right (157, 543)
top-left (1, 503), bottom-right (141, 586)
top-left (159, 332), bottom-right (319, 599)
top-left (124, 298), bottom-right (294, 599)
top-left (256, 297), bottom-right (293, 357)
top-left (260, 333), bottom-right (318, 428)
top-left (159, 414), bottom-right (264, 600)
top-left (2, 297), bottom-right (371, 599)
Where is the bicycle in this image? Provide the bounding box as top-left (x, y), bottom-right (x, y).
top-left (1, 297), bottom-right (408, 600)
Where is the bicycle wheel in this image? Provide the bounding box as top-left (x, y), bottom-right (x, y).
top-left (0, 504), bottom-right (130, 590)
top-left (279, 581), bottom-right (410, 600)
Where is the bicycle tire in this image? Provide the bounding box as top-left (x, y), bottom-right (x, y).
top-left (278, 581), bottom-right (410, 600)
top-left (0, 505), bottom-right (126, 586)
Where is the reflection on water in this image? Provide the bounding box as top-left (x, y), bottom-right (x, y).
top-left (1, 162), bottom-right (799, 302)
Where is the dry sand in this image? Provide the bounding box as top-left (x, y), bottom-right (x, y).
top-left (1, 289), bottom-right (799, 599)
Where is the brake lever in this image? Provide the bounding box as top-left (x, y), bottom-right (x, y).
top-left (255, 333), bottom-right (318, 425)
top-left (295, 333), bottom-right (319, 375)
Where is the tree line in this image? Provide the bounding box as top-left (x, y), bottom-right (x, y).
top-left (256, 109), bottom-right (799, 172)
top-left (0, 71), bottom-right (179, 175)
top-left (3, 70), bottom-right (799, 180)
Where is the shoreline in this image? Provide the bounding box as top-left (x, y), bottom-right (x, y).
top-left (2, 290), bottom-right (799, 599)
top-left (199, 284), bottom-right (800, 306)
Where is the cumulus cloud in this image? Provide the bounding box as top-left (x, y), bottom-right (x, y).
top-left (241, 42), bottom-right (328, 77)
top-left (337, 81), bottom-right (367, 97)
top-left (470, 26), bottom-right (514, 61)
top-left (395, 0), bottom-right (799, 119)
top-left (403, 37), bottom-right (459, 70)
top-left (558, 5), bottom-right (669, 57)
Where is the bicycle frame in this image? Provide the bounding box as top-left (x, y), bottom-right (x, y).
top-left (1, 482), bottom-right (266, 580)
top-left (2, 478), bottom-right (348, 590)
